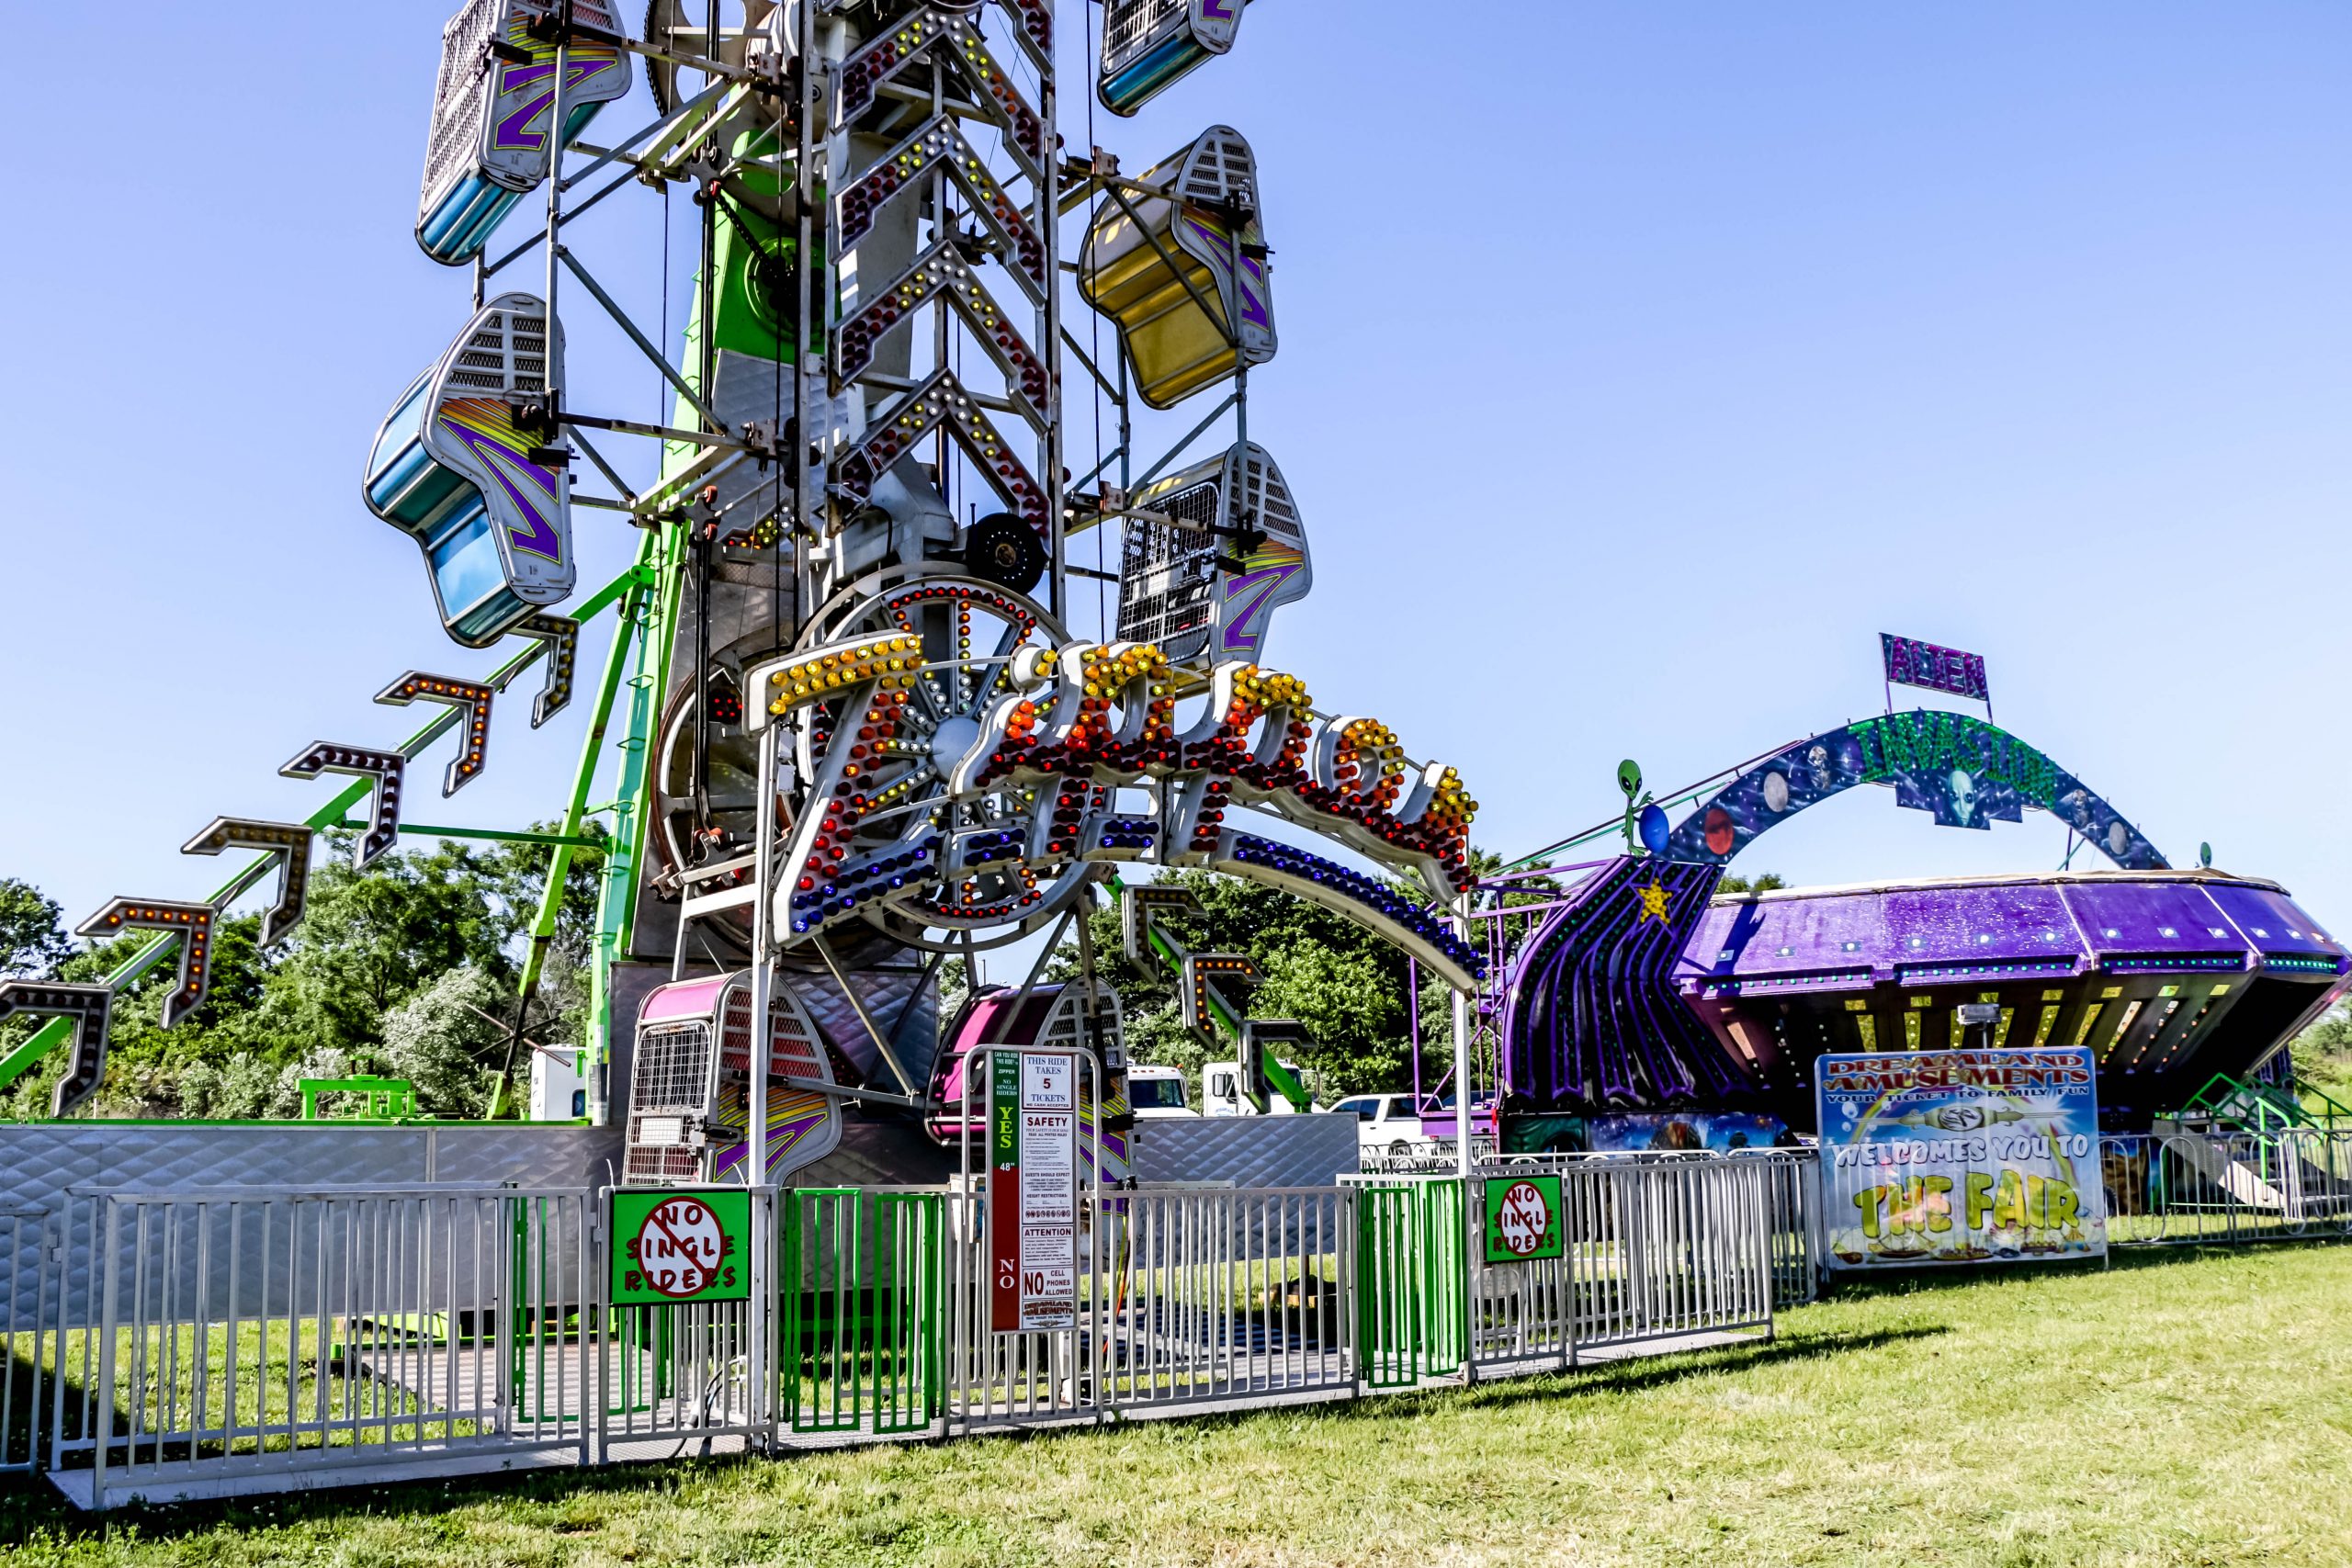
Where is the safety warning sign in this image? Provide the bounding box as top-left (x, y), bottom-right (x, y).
top-left (989, 1049), bottom-right (1081, 1333)
top-left (1481, 1175), bottom-right (1564, 1263)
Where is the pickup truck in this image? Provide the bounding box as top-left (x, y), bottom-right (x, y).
top-left (1331, 1093), bottom-right (1434, 1157)
top-left (1332, 1093), bottom-right (1500, 1160)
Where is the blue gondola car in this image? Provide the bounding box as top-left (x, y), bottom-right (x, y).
top-left (365, 294), bottom-right (574, 648)
top-left (416, 0), bottom-right (632, 265)
top-left (1099, 0), bottom-right (1245, 116)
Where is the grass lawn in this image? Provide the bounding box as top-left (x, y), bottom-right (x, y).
top-left (5, 1242), bottom-right (2349, 1567)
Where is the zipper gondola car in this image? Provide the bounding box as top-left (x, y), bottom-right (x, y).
top-left (1099, 0), bottom-right (1244, 117)
top-left (925, 981), bottom-right (1132, 1183)
top-left (415, 0), bottom-right (632, 265)
top-left (625, 971), bottom-right (845, 1186)
top-left (1117, 441), bottom-right (1310, 665)
top-left (1080, 125), bottom-right (1276, 410)
top-left (365, 293), bottom-right (574, 648)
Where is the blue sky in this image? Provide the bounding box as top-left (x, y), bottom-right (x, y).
top-left (4, 1), bottom-right (2348, 941)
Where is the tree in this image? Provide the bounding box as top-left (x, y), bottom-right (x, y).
top-left (381, 965), bottom-right (514, 1115)
top-left (1716, 872), bottom-right (1787, 895)
top-left (0, 828), bottom-right (605, 1122)
top-left (0, 878), bottom-right (70, 979)
top-left (2292, 1005), bottom-right (2352, 1104)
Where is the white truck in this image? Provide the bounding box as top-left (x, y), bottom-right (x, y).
top-left (1128, 1064), bottom-right (1195, 1119)
top-left (1203, 1058), bottom-right (1309, 1117)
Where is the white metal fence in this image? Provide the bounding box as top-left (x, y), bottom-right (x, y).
top-left (2101, 1130), bottom-right (2352, 1246)
top-left (27, 1134), bottom-right (2352, 1508)
top-left (1464, 1155), bottom-right (1781, 1375)
top-left (2, 1208), bottom-right (53, 1474)
top-left (40, 1187), bottom-right (595, 1509)
top-left (10, 1156), bottom-right (1787, 1509)
top-left (1482, 1149), bottom-right (1817, 1313)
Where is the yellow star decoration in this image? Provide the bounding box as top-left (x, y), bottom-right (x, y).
top-left (1635, 880), bottom-right (1671, 924)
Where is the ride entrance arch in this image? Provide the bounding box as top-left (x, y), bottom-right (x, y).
top-left (1658, 708), bottom-right (2167, 872)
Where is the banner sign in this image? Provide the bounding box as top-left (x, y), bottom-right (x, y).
top-left (1881, 634), bottom-right (1989, 704)
top-left (1816, 1047), bottom-right (2107, 1269)
top-left (610, 1189), bottom-right (752, 1304)
top-left (1481, 1174), bottom-right (1564, 1263)
top-left (989, 1048), bottom-right (1081, 1333)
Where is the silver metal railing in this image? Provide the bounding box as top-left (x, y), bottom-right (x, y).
top-left (1, 1207), bottom-right (55, 1473)
top-left (44, 1186), bottom-right (595, 1509)
top-left (1482, 1148), bottom-right (1819, 1310)
top-left (17, 1155), bottom-right (1789, 1506)
top-left (2101, 1130), bottom-right (2352, 1247)
top-left (1101, 1186), bottom-right (1354, 1413)
top-left (1560, 1156), bottom-right (1776, 1351)
top-left (596, 1190), bottom-right (771, 1461)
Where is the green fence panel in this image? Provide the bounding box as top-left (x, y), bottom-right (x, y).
top-left (785, 1189), bottom-right (865, 1433)
top-left (873, 1192), bottom-right (944, 1435)
top-left (1354, 1179), bottom-right (1465, 1388)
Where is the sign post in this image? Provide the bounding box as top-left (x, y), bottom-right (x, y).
top-left (1815, 1046), bottom-right (2107, 1270)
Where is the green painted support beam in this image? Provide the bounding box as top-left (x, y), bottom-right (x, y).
top-left (1102, 873), bottom-right (1310, 1112)
top-left (582, 521), bottom-right (685, 1117)
top-left (490, 537), bottom-right (659, 1119)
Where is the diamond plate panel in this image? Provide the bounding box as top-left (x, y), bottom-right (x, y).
top-left (0, 1124), bottom-right (621, 1327)
top-left (1131, 1114), bottom-right (1361, 1187)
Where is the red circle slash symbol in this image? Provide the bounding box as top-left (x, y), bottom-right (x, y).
top-left (638, 1197), bottom-right (725, 1298)
top-left (1497, 1180), bottom-right (1551, 1258)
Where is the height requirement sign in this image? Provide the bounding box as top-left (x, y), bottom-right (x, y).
top-left (990, 1049), bottom-right (1081, 1333)
top-left (1816, 1046), bottom-right (2107, 1269)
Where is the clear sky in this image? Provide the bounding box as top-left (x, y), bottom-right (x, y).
top-left (4, 1), bottom-right (2348, 941)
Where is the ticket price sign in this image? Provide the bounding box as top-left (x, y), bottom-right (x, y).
top-left (610, 1189), bottom-right (752, 1305)
top-left (1816, 1046), bottom-right (2107, 1270)
top-left (1481, 1175), bottom-right (1564, 1263)
top-left (989, 1048), bottom-right (1081, 1333)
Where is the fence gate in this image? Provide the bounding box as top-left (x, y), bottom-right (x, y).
top-left (2, 1208), bottom-right (54, 1475)
top-left (1352, 1178), bottom-right (1465, 1388)
top-left (780, 1189), bottom-right (944, 1438)
top-left (1562, 1157), bottom-right (1776, 1351)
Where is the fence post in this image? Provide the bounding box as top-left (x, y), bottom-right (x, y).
top-left (589, 1186), bottom-right (606, 1467)
top-left (90, 1198), bottom-right (119, 1504)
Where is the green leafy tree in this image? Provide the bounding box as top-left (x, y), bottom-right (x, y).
top-left (0, 829), bottom-right (604, 1122)
top-left (0, 878), bottom-right (70, 979)
top-left (381, 965), bottom-right (514, 1115)
top-left (2292, 1005), bottom-right (2352, 1106)
top-left (1716, 872), bottom-right (1787, 895)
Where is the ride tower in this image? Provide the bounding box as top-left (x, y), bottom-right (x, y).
top-left (4, 0), bottom-right (1490, 1187)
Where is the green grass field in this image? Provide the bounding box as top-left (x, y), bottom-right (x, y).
top-left (5, 1242), bottom-right (2349, 1567)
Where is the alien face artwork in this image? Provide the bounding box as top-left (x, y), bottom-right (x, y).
top-left (1948, 769), bottom-right (1979, 828)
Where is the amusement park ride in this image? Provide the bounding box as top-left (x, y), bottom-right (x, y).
top-left (0, 0), bottom-right (1475, 1189)
top-left (0, 0), bottom-right (2341, 1179)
